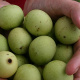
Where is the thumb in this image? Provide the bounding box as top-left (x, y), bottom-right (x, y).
top-left (23, 0), bottom-right (80, 29)
top-left (66, 50), bottom-right (80, 75)
top-left (66, 40), bottom-right (80, 75)
top-left (59, 0), bottom-right (80, 29)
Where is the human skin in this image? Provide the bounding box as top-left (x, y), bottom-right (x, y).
top-left (0, 0), bottom-right (80, 80)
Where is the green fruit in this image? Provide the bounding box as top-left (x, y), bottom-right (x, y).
top-left (13, 64), bottom-right (41, 80)
top-left (29, 36), bottom-right (56, 65)
top-left (24, 9), bottom-right (53, 36)
top-left (0, 51), bottom-right (18, 78)
top-left (54, 16), bottom-right (80, 44)
top-left (0, 34), bottom-right (9, 51)
top-left (47, 26), bottom-right (59, 43)
top-left (43, 60), bottom-right (73, 80)
top-left (53, 44), bottom-right (73, 63)
top-left (0, 5), bottom-right (24, 30)
top-left (15, 54), bottom-right (29, 67)
top-left (75, 0), bottom-right (80, 2)
top-left (8, 27), bottom-right (32, 54)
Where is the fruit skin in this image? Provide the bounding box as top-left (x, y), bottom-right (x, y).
top-left (8, 27), bottom-right (32, 54)
top-left (0, 34), bottom-right (9, 51)
top-left (15, 54), bottom-right (29, 67)
top-left (53, 44), bottom-right (73, 63)
top-left (13, 64), bottom-right (41, 80)
top-left (0, 51), bottom-right (18, 78)
top-left (54, 16), bottom-right (80, 44)
top-left (24, 9), bottom-right (53, 36)
top-left (75, 0), bottom-right (80, 2)
top-left (29, 36), bottom-right (56, 65)
top-left (43, 60), bottom-right (73, 80)
top-left (0, 5), bottom-right (24, 30)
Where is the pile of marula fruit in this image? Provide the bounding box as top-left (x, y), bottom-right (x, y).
top-left (0, 3), bottom-right (80, 80)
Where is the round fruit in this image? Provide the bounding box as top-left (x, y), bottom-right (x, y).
top-left (54, 16), bottom-right (80, 44)
top-left (43, 60), bottom-right (73, 80)
top-left (15, 54), bottom-right (29, 67)
top-left (0, 34), bottom-right (9, 51)
top-left (29, 36), bottom-right (56, 65)
top-left (0, 51), bottom-right (18, 78)
top-left (75, 0), bottom-right (80, 2)
top-left (0, 5), bottom-right (24, 30)
top-left (13, 64), bottom-right (41, 80)
top-left (24, 9), bottom-right (53, 36)
top-left (8, 27), bottom-right (32, 54)
top-left (53, 44), bottom-right (73, 63)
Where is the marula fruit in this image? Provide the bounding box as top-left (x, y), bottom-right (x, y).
top-left (43, 60), bottom-right (73, 80)
top-left (13, 64), bottom-right (41, 80)
top-left (0, 51), bottom-right (18, 78)
top-left (0, 5), bottom-right (24, 30)
top-left (24, 9), bottom-right (53, 36)
top-left (8, 27), bottom-right (32, 54)
top-left (53, 44), bottom-right (73, 63)
top-left (0, 34), bottom-right (9, 51)
top-left (29, 36), bottom-right (56, 65)
top-left (54, 16), bottom-right (80, 44)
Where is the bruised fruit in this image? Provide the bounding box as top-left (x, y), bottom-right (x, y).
top-left (0, 51), bottom-right (18, 78)
top-left (29, 36), bottom-right (56, 65)
top-left (8, 27), bottom-right (32, 54)
top-left (13, 64), bottom-right (41, 80)
top-left (24, 9), bottom-right (53, 36)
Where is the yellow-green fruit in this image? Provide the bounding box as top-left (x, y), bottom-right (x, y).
top-left (24, 9), bottom-right (53, 36)
top-left (0, 5), bottom-right (24, 30)
top-left (8, 27), bottom-right (32, 54)
top-left (54, 16), bottom-right (80, 44)
top-left (15, 54), bottom-right (29, 67)
top-left (0, 51), bottom-right (18, 78)
top-left (43, 60), bottom-right (73, 80)
top-left (53, 44), bottom-right (73, 63)
top-left (0, 34), bottom-right (9, 51)
top-left (29, 36), bottom-right (56, 65)
top-left (75, 0), bottom-right (80, 2)
top-left (13, 64), bottom-right (41, 80)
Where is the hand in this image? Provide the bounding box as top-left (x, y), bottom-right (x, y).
top-left (23, 0), bottom-right (80, 80)
top-left (0, 0), bottom-right (10, 8)
top-left (1, 0), bottom-right (80, 80)
top-left (66, 39), bottom-right (80, 80)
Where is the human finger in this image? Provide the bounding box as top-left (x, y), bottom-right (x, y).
top-left (0, 1), bottom-right (10, 8)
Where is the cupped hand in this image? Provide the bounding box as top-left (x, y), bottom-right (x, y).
top-left (23, 0), bottom-right (80, 80)
top-left (1, 0), bottom-right (80, 80)
top-left (66, 40), bottom-right (80, 80)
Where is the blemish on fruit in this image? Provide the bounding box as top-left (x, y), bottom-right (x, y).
top-left (8, 58), bottom-right (12, 64)
top-left (63, 36), bottom-right (66, 38)
top-left (37, 28), bottom-right (40, 31)
top-left (20, 46), bottom-right (23, 49)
